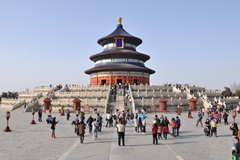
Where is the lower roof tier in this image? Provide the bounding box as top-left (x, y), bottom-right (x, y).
top-left (85, 62), bottom-right (155, 75)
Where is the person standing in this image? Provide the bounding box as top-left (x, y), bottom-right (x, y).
top-left (66, 109), bottom-right (70, 121)
top-left (38, 109), bottom-right (42, 122)
top-left (105, 112), bottom-right (111, 128)
top-left (152, 120), bottom-right (158, 145)
top-left (97, 113), bottom-right (103, 132)
top-left (171, 118), bottom-right (177, 137)
top-left (176, 116), bottom-right (181, 137)
top-left (234, 137), bottom-right (240, 159)
top-left (116, 121), bottom-right (125, 146)
top-left (162, 116), bottom-right (169, 140)
top-left (51, 117), bottom-right (58, 138)
top-left (210, 118), bottom-right (217, 137)
top-left (230, 123), bottom-right (239, 150)
top-left (223, 112), bottom-right (229, 125)
top-left (134, 114), bottom-right (139, 132)
top-left (78, 121), bottom-right (86, 143)
top-left (138, 117), bottom-right (142, 132)
top-left (142, 117), bottom-right (146, 134)
top-left (204, 117), bottom-right (211, 137)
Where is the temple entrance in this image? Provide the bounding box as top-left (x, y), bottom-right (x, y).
top-left (133, 79), bottom-right (138, 85)
top-left (101, 79), bottom-right (106, 85)
top-left (117, 79), bottom-right (122, 84)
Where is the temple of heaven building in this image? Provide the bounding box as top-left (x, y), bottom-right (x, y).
top-left (85, 17), bottom-right (155, 85)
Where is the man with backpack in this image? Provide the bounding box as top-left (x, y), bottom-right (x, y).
top-left (196, 110), bottom-right (203, 127)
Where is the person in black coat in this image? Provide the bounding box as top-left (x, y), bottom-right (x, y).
top-left (86, 115), bottom-right (93, 134)
top-left (51, 117), bottom-right (58, 138)
top-left (230, 123), bottom-right (239, 136)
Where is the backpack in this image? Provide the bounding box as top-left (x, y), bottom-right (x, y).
top-left (198, 113), bottom-right (203, 120)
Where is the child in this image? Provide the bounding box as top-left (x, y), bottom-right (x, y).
top-left (232, 150), bottom-right (236, 160)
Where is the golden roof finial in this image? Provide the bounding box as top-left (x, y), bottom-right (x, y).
top-left (118, 17), bottom-right (122, 24)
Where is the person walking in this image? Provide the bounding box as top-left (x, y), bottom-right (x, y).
top-left (188, 110), bottom-right (193, 119)
top-left (92, 118), bottom-right (98, 141)
top-left (51, 117), bottom-right (58, 138)
top-left (86, 115), bottom-right (93, 134)
top-left (116, 121), bottom-right (125, 146)
top-left (196, 111), bottom-right (203, 127)
top-left (152, 120), bottom-right (158, 145)
top-left (78, 120), bottom-right (86, 143)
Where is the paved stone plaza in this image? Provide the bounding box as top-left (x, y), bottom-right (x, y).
top-left (0, 108), bottom-right (237, 160)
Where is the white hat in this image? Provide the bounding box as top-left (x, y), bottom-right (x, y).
top-left (153, 120), bottom-right (156, 124)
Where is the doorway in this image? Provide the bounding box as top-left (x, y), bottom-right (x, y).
top-left (117, 79), bottom-right (122, 85)
top-left (101, 79), bottom-right (106, 85)
top-left (133, 79), bottom-right (138, 85)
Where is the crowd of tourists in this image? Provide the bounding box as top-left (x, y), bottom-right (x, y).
top-left (36, 101), bottom-right (240, 159)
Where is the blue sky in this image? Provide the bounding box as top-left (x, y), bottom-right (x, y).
top-left (0, 1), bottom-right (239, 93)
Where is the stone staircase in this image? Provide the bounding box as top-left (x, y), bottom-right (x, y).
top-left (106, 94), bottom-right (116, 113)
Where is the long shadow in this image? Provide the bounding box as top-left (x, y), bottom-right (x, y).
top-left (215, 134), bottom-right (232, 138)
top-left (165, 141), bottom-right (197, 145)
top-left (85, 140), bottom-right (115, 144)
top-left (126, 133), bottom-right (150, 137)
top-left (177, 133), bottom-right (204, 138)
top-left (180, 130), bottom-right (194, 134)
top-left (128, 143), bottom-right (156, 147)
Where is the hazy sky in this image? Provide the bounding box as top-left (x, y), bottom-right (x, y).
top-left (0, 1), bottom-right (239, 93)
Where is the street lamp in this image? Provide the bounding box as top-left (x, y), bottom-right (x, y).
top-left (30, 108), bottom-right (36, 124)
top-left (4, 111), bottom-right (11, 132)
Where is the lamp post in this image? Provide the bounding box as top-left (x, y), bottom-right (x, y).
top-left (30, 108), bottom-right (36, 124)
top-left (4, 111), bottom-right (11, 132)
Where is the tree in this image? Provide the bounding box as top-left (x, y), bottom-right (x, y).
top-left (235, 90), bottom-right (240, 98)
top-left (222, 87), bottom-right (232, 97)
top-left (230, 83), bottom-right (240, 93)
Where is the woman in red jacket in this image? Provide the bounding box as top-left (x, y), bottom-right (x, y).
top-left (152, 120), bottom-right (158, 145)
top-left (171, 118), bottom-right (177, 137)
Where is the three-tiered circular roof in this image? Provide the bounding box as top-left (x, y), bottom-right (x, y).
top-left (85, 17), bottom-right (155, 75)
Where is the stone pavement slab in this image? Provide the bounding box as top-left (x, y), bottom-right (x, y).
top-left (0, 108), bottom-right (237, 160)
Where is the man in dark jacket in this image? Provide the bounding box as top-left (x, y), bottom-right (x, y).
top-left (86, 115), bottom-right (93, 134)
